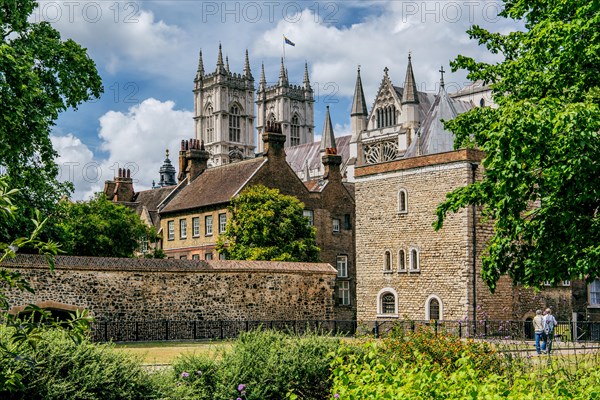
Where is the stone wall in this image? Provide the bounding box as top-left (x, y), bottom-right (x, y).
top-left (3, 255), bottom-right (336, 322)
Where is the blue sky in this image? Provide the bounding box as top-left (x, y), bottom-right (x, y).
top-left (41, 0), bottom-right (519, 199)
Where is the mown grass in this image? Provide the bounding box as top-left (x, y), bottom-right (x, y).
top-left (114, 340), bottom-right (233, 364)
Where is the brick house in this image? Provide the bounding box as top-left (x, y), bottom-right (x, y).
top-left (104, 120), bottom-right (356, 320)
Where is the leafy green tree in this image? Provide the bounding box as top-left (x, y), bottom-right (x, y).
top-left (216, 185), bottom-right (320, 262)
top-left (0, 0), bottom-right (103, 242)
top-left (56, 194), bottom-right (155, 258)
top-left (434, 1), bottom-right (600, 290)
top-left (0, 177), bottom-right (93, 393)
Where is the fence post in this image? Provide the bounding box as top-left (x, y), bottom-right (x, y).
top-left (458, 321), bottom-right (462, 338)
top-left (484, 320), bottom-right (488, 338)
top-left (135, 321), bottom-right (139, 342)
top-left (104, 321), bottom-right (108, 342)
top-left (374, 321), bottom-right (379, 338)
top-left (220, 321), bottom-right (224, 340)
top-left (434, 320), bottom-right (438, 335)
top-left (165, 320), bottom-right (169, 341)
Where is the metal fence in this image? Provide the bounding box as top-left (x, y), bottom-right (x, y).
top-left (89, 319), bottom-right (600, 343)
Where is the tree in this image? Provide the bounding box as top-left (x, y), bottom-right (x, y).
top-left (216, 185), bottom-right (320, 262)
top-left (0, 0), bottom-right (103, 242)
top-left (0, 177), bottom-right (92, 393)
top-left (56, 194), bottom-right (155, 258)
top-left (434, 0), bottom-right (600, 290)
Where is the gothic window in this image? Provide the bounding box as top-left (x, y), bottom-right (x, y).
top-left (229, 105), bottom-right (241, 142)
top-left (206, 105), bottom-right (214, 143)
top-left (427, 296), bottom-right (441, 320)
top-left (410, 248), bottom-right (420, 271)
top-left (398, 249), bottom-right (405, 271)
top-left (290, 115), bottom-right (300, 146)
top-left (479, 98), bottom-right (485, 107)
top-left (382, 141), bottom-right (399, 161)
top-left (392, 105), bottom-right (397, 125)
top-left (364, 143), bottom-right (381, 164)
top-left (398, 189), bottom-right (407, 213)
top-left (384, 250), bottom-right (392, 272)
top-left (376, 109), bottom-right (381, 129)
top-left (381, 292), bottom-right (396, 314)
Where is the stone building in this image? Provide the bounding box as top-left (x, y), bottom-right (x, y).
top-left (350, 56), bottom-right (580, 324)
top-left (144, 120), bottom-right (356, 320)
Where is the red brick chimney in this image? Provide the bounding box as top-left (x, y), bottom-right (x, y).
top-left (104, 168), bottom-right (135, 202)
top-left (178, 138), bottom-right (210, 183)
top-left (322, 148), bottom-right (342, 182)
top-left (262, 121), bottom-right (286, 160)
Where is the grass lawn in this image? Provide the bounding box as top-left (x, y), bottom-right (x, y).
top-left (113, 340), bottom-right (233, 365)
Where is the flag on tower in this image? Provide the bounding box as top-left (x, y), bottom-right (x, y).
top-left (284, 36), bottom-right (295, 46)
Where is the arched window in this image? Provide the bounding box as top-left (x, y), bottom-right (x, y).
top-left (376, 109), bottom-right (381, 129)
top-left (410, 248), bottom-right (420, 271)
top-left (206, 105), bottom-right (214, 143)
top-left (392, 105), bottom-right (397, 125)
top-left (426, 295), bottom-right (442, 320)
top-left (290, 115), bottom-right (300, 146)
top-left (229, 105), bottom-right (241, 142)
top-left (398, 249), bottom-right (405, 271)
top-left (381, 293), bottom-right (395, 314)
top-left (479, 98), bottom-right (485, 107)
top-left (398, 189), bottom-right (407, 213)
top-left (383, 250), bottom-right (392, 272)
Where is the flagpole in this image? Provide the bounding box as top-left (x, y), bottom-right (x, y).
top-left (282, 34), bottom-right (285, 62)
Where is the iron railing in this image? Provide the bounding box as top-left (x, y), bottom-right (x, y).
top-left (89, 319), bottom-right (600, 343)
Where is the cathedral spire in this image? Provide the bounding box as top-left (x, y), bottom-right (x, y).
top-left (195, 49), bottom-right (204, 81)
top-left (258, 62), bottom-right (266, 91)
top-left (216, 43), bottom-right (226, 75)
top-left (401, 52), bottom-right (419, 105)
top-left (225, 55), bottom-right (230, 74)
top-left (243, 49), bottom-right (253, 80)
top-left (320, 105), bottom-right (336, 152)
top-left (303, 61), bottom-right (311, 88)
top-left (278, 58), bottom-right (288, 86)
top-left (351, 66), bottom-right (368, 117)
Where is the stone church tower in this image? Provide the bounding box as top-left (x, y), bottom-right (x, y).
top-left (193, 45), bottom-right (255, 166)
top-left (256, 58), bottom-right (315, 153)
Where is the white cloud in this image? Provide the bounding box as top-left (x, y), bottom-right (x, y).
top-left (53, 98), bottom-right (193, 200)
top-left (37, 2), bottom-right (187, 77)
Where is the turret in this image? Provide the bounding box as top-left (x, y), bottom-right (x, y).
top-left (401, 53), bottom-right (420, 132)
top-left (350, 66), bottom-right (368, 142)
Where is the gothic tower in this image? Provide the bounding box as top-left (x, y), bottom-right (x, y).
top-left (256, 58), bottom-right (314, 153)
top-left (193, 45), bottom-right (255, 166)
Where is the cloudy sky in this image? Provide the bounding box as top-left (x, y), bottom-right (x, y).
top-left (41, 0), bottom-right (520, 199)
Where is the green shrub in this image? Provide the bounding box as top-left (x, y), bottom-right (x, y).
top-left (150, 352), bottom-right (220, 400)
top-left (216, 329), bottom-right (342, 400)
top-left (0, 327), bottom-right (154, 400)
top-left (384, 325), bottom-right (509, 374)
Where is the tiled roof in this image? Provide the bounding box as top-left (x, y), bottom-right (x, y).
top-left (286, 135), bottom-right (351, 179)
top-left (2, 254), bottom-right (336, 274)
top-left (450, 80), bottom-right (490, 98)
top-left (393, 87), bottom-right (436, 122)
top-left (405, 87), bottom-right (474, 157)
top-left (160, 157), bottom-right (266, 214)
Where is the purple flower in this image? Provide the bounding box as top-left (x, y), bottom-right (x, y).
top-left (197, 370), bottom-right (202, 375)
top-left (334, 394), bottom-right (340, 399)
top-left (181, 372), bottom-right (189, 378)
top-left (237, 398), bottom-right (242, 400)
top-left (238, 383), bottom-right (246, 392)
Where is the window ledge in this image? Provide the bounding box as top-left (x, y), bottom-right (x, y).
top-left (376, 314), bottom-right (399, 319)
top-left (383, 270), bottom-right (393, 274)
top-left (409, 269), bottom-right (421, 273)
top-left (587, 305), bottom-right (600, 309)
top-left (397, 269), bottom-right (407, 273)
top-left (397, 211), bottom-right (408, 215)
